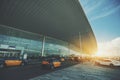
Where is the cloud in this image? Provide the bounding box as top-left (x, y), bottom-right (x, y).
top-left (90, 5), bottom-right (120, 21)
top-left (79, 0), bottom-right (103, 14)
top-left (98, 37), bottom-right (120, 57)
top-left (85, 1), bottom-right (103, 14)
top-left (80, 0), bottom-right (120, 21)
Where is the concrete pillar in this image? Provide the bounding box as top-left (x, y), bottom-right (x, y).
top-left (41, 36), bottom-right (45, 56)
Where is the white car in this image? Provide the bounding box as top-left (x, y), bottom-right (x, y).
top-left (95, 59), bottom-right (120, 66)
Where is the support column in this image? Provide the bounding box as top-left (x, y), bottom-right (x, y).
top-left (41, 36), bottom-right (45, 56)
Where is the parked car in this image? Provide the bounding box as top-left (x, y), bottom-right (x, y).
top-left (41, 58), bottom-right (61, 69)
top-left (0, 58), bottom-right (26, 68)
top-left (95, 59), bottom-right (120, 66)
top-left (68, 57), bottom-right (74, 61)
top-left (74, 57), bottom-right (81, 62)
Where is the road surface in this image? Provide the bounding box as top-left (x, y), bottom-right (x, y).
top-left (0, 61), bottom-right (78, 80)
top-left (30, 62), bottom-right (120, 80)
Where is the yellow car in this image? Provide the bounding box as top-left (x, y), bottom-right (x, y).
top-left (0, 58), bottom-right (25, 68)
top-left (41, 58), bottom-right (61, 69)
top-left (5, 60), bottom-right (24, 66)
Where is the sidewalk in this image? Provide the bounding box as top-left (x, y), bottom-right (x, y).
top-left (30, 63), bottom-right (119, 80)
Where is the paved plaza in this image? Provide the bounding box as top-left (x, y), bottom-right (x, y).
top-left (30, 63), bottom-right (120, 80)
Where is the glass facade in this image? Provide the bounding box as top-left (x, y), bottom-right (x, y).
top-left (0, 25), bottom-right (43, 58)
top-left (0, 25), bottom-right (79, 58)
top-left (44, 36), bottom-right (69, 56)
top-left (0, 34), bottom-right (42, 53)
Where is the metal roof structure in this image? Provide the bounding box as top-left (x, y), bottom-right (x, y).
top-left (0, 0), bottom-right (97, 54)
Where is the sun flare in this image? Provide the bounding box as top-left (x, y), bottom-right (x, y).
top-left (95, 50), bottom-right (104, 57)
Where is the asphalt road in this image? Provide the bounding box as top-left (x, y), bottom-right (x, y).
top-left (0, 61), bottom-right (78, 80)
top-left (30, 62), bottom-right (120, 80)
top-left (1, 61), bottom-right (120, 80)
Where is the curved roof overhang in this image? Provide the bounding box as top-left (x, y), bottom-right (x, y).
top-left (0, 0), bottom-right (97, 54)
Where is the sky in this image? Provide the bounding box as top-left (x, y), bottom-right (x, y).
top-left (79, 0), bottom-right (120, 56)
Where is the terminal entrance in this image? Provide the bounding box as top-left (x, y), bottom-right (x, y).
top-left (0, 48), bottom-right (21, 59)
top-left (0, 48), bottom-right (24, 68)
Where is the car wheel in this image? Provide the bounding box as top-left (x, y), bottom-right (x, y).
top-left (110, 64), bottom-right (114, 67)
top-left (0, 64), bottom-right (4, 68)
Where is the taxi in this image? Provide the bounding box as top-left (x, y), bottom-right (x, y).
top-left (0, 58), bottom-right (25, 68)
top-left (41, 58), bottom-right (61, 69)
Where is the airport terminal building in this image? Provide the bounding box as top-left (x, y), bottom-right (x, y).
top-left (0, 0), bottom-right (97, 59)
top-left (0, 25), bottom-right (71, 59)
